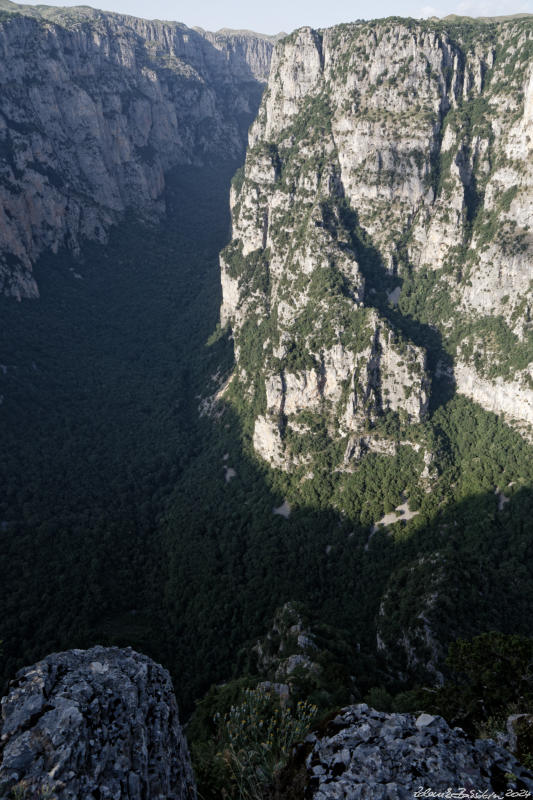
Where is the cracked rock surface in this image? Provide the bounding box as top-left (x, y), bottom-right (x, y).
top-left (301, 704), bottom-right (533, 799)
top-left (221, 18), bottom-right (533, 454)
top-left (0, 646), bottom-right (196, 800)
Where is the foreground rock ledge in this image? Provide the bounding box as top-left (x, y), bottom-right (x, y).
top-left (286, 704), bottom-right (533, 799)
top-left (0, 646), bottom-right (196, 800)
top-left (3, 649), bottom-right (533, 800)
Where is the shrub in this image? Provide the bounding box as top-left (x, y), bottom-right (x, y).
top-left (215, 687), bottom-right (317, 799)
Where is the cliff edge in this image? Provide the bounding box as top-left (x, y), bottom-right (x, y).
top-left (0, 646), bottom-right (196, 799)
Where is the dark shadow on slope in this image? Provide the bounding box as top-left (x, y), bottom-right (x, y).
top-left (148, 410), bottom-right (533, 710)
top-left (0, 160), bottom-right (240, 690)
top-left (0, 164), bottom-right (532, 724)
top-left (339, 203), bottom-right (456, 414)
top-left (1, 361), bottom-right (533, 714)
top-left (372, 483), bottom-right (533, 686)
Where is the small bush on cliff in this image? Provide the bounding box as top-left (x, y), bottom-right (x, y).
top-left (193, 686), bottom-right (317, 800)
top-left (218, 688), bottom-right (317, 800)
top-left (382, 632), bottom-right (533, 772)
top-left (431, 632), bottom-right (533, 734)
top-left (8, 780), bottom-right (57, 799)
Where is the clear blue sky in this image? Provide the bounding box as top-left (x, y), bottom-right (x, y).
top-left (19, 0), bottom-right (533, 33)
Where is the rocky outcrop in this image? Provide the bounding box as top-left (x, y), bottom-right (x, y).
top-left (220, 17), bottom-right (533, 462)
top-left (252, 602), bottom-right (323, 684)
top-left (243, 602), bottom-right (359, 714)
top-left (283, 704), bottom-right (533, 799)
top-left (3, 649), bottom-right (533, 800)
top-left (0, 646), bottom-right (196, 800)
top-left (376, 554), bottom-right (445, 685)
top-left (0, 0), bottom-right (275, 298)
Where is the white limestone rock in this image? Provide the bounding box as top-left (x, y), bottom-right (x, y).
top-left (221, 17), bottom-right (533, 455)
top-left (0, 2), bottom-right (275, 296)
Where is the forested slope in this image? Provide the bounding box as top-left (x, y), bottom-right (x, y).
top-left (0, 18), bottom-right (532, 793)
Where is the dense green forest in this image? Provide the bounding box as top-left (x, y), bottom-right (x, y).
top-left (0, 162), bottom-right (240, 692)
top-left (0, 159), bottom-right (533, 796)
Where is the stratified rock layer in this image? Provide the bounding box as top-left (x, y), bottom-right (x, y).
top-left (0, 0), bottom-right (275, 298)
top-left (221, 18), bottom-right (533, 455)
top-left (298, 704), bottom-right (533, 799)
top-left (0, 646), bottom-right (196, 800)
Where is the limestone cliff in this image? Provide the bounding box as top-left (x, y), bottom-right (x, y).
top-left (0, 0), bottom-right (275, 298)
top-left (220, 17), bottom-right (533, 464)
top-left (0, 646), bottom-right (196, 799)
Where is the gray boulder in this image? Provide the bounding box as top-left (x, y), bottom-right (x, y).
top-left (301, 704), bottom-right (533, 799)
top-left (0, 646), bottom-right (196, 800)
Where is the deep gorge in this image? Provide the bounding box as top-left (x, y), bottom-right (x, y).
top-left (0, 5), bottom-right (533, 799)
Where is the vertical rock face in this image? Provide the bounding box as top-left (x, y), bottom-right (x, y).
top-left (220, 17), bottom-right (533, 465)
top-left (0, 646), bottom-right (196, 800)
top-left (0, 0), bottom-right (276, 298)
